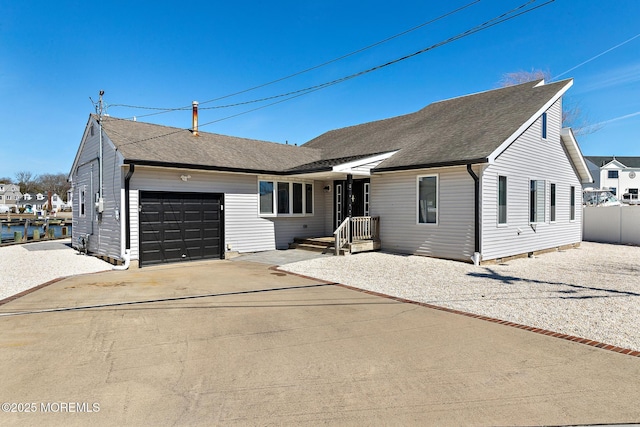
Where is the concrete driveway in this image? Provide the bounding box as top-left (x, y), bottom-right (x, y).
top-left (1, 260), bottom-right (639, 426)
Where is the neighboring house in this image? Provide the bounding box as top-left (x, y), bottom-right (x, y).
top-left (17, 192), bottom-right (65, 213)
top-left (584, 156), bottom-right (640, 202)
top-left (69, 79), bottom-right (592, 267)
top-left (0, 183), bottom-right (21, 211)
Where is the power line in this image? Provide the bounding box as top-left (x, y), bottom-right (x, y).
top-left (109, 0), bottom-right (482, 118)
top-left (117, 0), bottom-right (554, 147)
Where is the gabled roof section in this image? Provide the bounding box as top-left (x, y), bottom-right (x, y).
top-left (303, 79), bottom-right (574, 172)
top-left (97, 115), bottom-right (322, 174)
top-left (584, 156), bottom-right (640, 169)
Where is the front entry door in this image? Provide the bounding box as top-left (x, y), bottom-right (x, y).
top-left (334, 179), bottom-right (370, 229)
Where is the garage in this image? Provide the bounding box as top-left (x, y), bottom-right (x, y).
top-left (139, 191), bottom-right (224, 266)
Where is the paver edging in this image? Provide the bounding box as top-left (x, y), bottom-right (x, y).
top-left (275, 267), bottom-right (640, 359)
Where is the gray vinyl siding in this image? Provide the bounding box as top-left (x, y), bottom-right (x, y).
top-left (71, 118), bottom-right (124, 260)
top-left (481, 99), bottom-right (582, 260)
top-left (372, 166), bottom-right (475, 261)
top-left (127, 168), bottom-right (329, 258)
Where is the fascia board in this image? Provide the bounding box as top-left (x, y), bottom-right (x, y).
top-left (332, 151), bottom-right (399, 173)
top-left (561, 127), bottom-right (593, 184)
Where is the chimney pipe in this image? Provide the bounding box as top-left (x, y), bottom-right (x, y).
top-left (192, 101), bottom-right (199, 136)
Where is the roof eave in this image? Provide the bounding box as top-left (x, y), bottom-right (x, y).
top-left (560, 128), bottom-right (594, 184)
top-left (372, 157), bottom-right (489, 174)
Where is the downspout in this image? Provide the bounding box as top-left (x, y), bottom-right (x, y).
top-left (467, 164), bottom-right (481, 266)
top-left (113, 164), bottom-right (134, 270)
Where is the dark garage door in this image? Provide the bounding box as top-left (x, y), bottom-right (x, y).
top-left (139, 191), bottom-right (223, 266)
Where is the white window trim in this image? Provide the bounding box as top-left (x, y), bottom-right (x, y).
top-left (79, 186), bottom-right (87, 218)
top-left (258, 179), bottom-right (314, 217)
top-left (569, 186), bottom-right (576, 223)
top-left (497, 175), bottom-right (508, 227)
top-left (549, 182), bottom-right (557, 224)
top-left (529, 179), bottom-right (546, 225)
top-left (541, 112), bottom-right (548, 140)
top-left (416, 174), bottom-right (438, 225)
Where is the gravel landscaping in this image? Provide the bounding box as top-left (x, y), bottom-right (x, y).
top-left (0, 239), bottom-right (112, 301)
top-left (280, 242), bottom-right (640, 352)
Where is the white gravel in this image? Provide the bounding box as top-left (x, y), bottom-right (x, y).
top-left (0, 239), bottom-right (113, 301)
top-left (281, 242), bottom-right (640, 352)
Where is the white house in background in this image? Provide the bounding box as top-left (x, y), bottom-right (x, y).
top-left (69, 79), bottom-right (592, 267)
top-left (18, 192), bottom-right (66, 213)
top-left (584, 156), bottom-right (640, 202)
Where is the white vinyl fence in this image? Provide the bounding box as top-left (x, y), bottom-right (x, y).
top-left (583, 206), bottom-right (640, 245)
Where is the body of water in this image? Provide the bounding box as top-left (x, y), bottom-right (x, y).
top-left (1, 223), bottom-right (72, 241)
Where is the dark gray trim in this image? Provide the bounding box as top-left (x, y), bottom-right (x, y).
top-left (373, 158), bottom-right (489, 173)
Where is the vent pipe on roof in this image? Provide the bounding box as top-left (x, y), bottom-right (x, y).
top-left (192, 101), bottom-right (199, 136)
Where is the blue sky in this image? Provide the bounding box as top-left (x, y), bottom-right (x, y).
top-left (1, 0), bottom-right (639, 179)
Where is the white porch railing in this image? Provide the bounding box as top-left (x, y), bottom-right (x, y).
top-left (333, 217), bottom-right (350, 256)
top-left (333, 216), bottom-right (380, 255)
top-left (351, 216), bottom-right (380, 241)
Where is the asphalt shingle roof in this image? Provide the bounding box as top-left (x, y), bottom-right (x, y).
top-left (585, 156), bottom-right (640, 168)
top-left (94, 79), bottom-right (572, 175)
top-left (100, 117), bottom-right (322, 173)
top-left (303, 79), bottom-right (572, 171)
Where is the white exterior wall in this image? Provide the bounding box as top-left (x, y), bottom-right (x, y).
top-left (128, 167), bottom-right (330, 258)
top-left (371, 166), bottom-right (475, 261)
top-left (481, 99), bottom-right (583, 260)
top-left (599, 163), bottom-right (640, 198)
top-left (71, 118), bottom-right (124, 260)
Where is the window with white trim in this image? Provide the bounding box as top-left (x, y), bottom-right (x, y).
top-left (417, 175), bottom-right (438, 224)
top-left (550, 183), bottom-right (556, 222)
top-left (541, 112), bottom-right (547, 139)
top-left (79, 186), bottom-right (86, 217)
top-left (498, 175), bottom-right (507, 225)
top-left (570, 186), bottom-right (576, 221)
top-left (529, 180), bottom-right (545, 223)
top-left (259, 180), bottom-right (314, 216)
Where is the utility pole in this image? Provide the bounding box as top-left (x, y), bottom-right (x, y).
top-left (96, 90), bottom-right (105, 216)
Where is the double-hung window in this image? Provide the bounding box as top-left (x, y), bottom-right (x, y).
top-left (417, 175), bottom-right (438, 224)
top-left (529, 180), bottom-right (545, 223)
top-left (259, 180), bottom-right (313, 216)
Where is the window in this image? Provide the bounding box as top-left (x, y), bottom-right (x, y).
top-left (608, 170), bottom-right (619, 179)
top-left (259, 180), bottom-right (313, 216)
top-left (529, 180), bottom-right (545, 223)
top-left (417, 175), bottom-right (438, 224)
top-left (498, 176), bottom-right (507, 224)
top-left (541, 112), bottom-right (547, 139)
top-left (305, 184), bottom-right (313, 214)
top-left (610, 187), bottom-right (617, 196)
top-left (570, 186), bottom-right (576, 221)
top-left (80, 187), bottom-right (86, 217)
top-left (277, 182), bottom-right (290, 214)
top-left (259, 181), bottom-right (274, 214)
top-left (550, 183), bottom-right (556, 222)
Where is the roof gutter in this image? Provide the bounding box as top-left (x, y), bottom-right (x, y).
top-left (467, 164), bottom-right (481, 266)
top-left (373, 157), bottom-right (489, 174)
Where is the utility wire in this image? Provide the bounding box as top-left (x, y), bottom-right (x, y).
top-left (117, 0), bottom-right (554, 147)
top-left (109, 0), bottom-right (481, 117)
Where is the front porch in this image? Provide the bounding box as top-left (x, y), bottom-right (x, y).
top-left (289, 216), bottom-right (381, 255)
